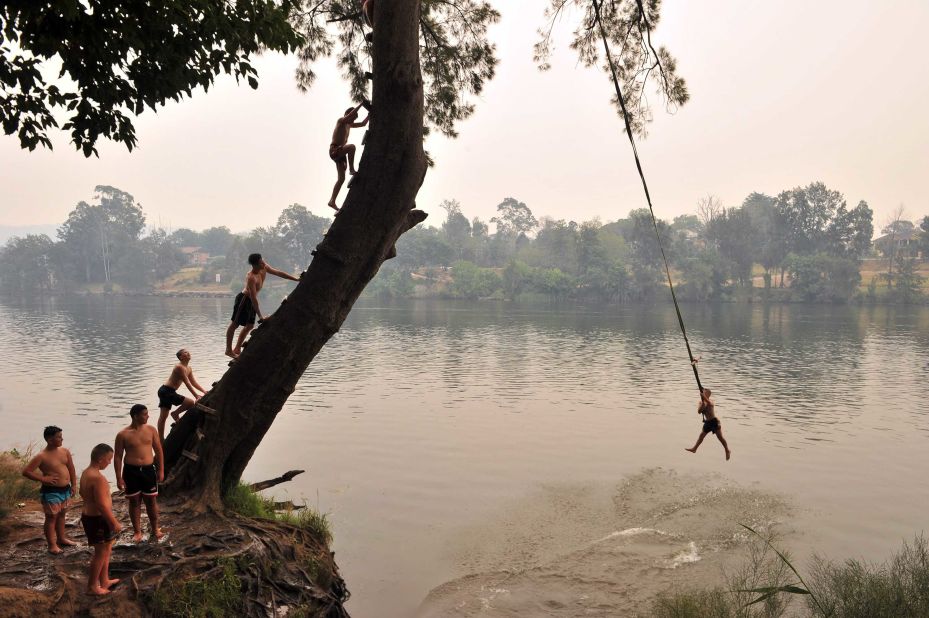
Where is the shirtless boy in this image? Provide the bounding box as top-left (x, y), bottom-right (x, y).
top-left (685, 388), bottom-right (731, 460)
top-left (225, 253), bottom-right (300, 358)
top-left (327, 102), bottom-right (370, 211)
top-left (157, 348), bottom-right (208, 442)
top-left (115, 405), bottom-right (165, 542)
top-left (79, 443), bottom-right (122, 595)
top-left (22, 425), bottom-right (77, 554)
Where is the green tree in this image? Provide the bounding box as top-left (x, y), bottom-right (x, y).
top-left (892, 255), bottom-right (924, 304)
top-left (1, 1), bottom-right (302, 154)
top-left (57, 186), bottom-right (145, 283)
top-left (274, 204), bottom-right (330, 268)
top-left (440, 199), bottom-right (472, 260)
top-left (0, 234), bottom-right (55, 294)
top-left (785, 253), bottom-right (860, 303)
top-left (535, 0), bottom-right (688, 137)
top-left (502, 260), bottom-right (533, 300)
top-left (449, 260), bottom-right (501, 299)
top-left (491, 197), bottom-right (538, 238)
top-left (199, 226), bottom-right (236, 256)
top-left (709, 207), bottom-right (755, 287)
top-left (742, 192), bottom-right (786, 285)
top-left (775, 182), bottom-right (846, 256)
top-left (169, 228), bottom-right (202, 248)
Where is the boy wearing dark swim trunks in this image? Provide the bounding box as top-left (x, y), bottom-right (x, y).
top-left (327, 102), bottom-right (369, 211)
top-left (115, 405), bottom-right (165, 542)
top-left (79, 443), bottom-right (122, 596)
top-left (225, 253), bottom-right (300, 359)
top-left (685, 388), bottom-right (731, 460)
top-left (157, 348), bottom-right (208, 442)
top-left (21, 425), bottom-right (78, 554)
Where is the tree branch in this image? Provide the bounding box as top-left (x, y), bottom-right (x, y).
top-left (249, 470), bottom-right (306, 492)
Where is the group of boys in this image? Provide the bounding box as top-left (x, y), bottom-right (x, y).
top-left (22, 406), bottom-right (163, 596)
top-left (18, 251), bottom-right (304, 597)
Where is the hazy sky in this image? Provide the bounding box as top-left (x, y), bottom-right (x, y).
top-left (1, 0), bottom-right (927, 233)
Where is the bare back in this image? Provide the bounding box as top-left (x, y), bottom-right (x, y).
top-left (117, 425), bottom-right (157, 466)
top-left (79, 467), bottom-right (111, 516)
top-left (241, 268), bottom-right (267, 295)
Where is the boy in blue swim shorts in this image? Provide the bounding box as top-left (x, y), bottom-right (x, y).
top-left (22, 425), bottom-right (78, 553)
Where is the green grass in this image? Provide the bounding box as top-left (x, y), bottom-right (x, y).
top-left (223, 481), bottom-right (277, 520)
top-left (651, 535), bottom-right (929, 618)
top-left (224, 482), bottom-right (333, 545)
top-left (153, 557), bottom-right (245, 618)
top-left (0, 447), bottom-right (36, 522)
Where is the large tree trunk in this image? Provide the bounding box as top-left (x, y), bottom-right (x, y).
top-left (163, 0), bottom-right (427, 511)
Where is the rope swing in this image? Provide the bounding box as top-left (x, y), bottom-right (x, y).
top-left (590, 0), bottom-right (703, 392)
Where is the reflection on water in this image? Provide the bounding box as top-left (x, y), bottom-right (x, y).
top-left (2, 296), bottom-right (928, 616)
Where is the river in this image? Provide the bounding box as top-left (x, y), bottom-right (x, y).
top-left (1, 296), bottom-right (927, 616)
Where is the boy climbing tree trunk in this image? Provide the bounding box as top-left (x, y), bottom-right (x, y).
top-left (162, 0), bottom-right (429, 511)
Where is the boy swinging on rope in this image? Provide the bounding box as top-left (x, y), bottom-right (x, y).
top-left (327, 102), bottom-right (370, 211)
top-left (685, 387), bottom-right (731, 461)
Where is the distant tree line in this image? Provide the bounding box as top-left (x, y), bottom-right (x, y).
top-left (0, 185), bottom-right (331, 295)
top-left (372, 182), bottom-right (927, 304)
top-left (2, 181), bottom-right (927, 303)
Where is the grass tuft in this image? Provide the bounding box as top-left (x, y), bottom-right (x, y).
top-left (0, 447), bottom-right (36, 522)
top-left (152, 557), bottom-right (244, 618)
top-left (224, 482), bottom-right (333, 545)
top-left (651, 534), bottom-right (929, 618)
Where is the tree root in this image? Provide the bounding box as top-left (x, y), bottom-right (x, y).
top-left (0, 500), bottom-right (349, 617)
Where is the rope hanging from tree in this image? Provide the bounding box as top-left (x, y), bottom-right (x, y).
top-left (590, 0), bottom-right (703, 392)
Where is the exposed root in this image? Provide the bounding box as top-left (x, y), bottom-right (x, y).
top-left (0, 500), bottom-right (349, 617)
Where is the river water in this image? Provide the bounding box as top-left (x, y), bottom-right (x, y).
top-left (1, 296), bottom-right (927, 616)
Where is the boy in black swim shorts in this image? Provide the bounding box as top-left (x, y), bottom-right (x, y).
top-left (685, 388), bottom-right (731, 461)
top-left (79, 443), bottom-right (122, 596)
top-left (156, 348), bottom-right (208, 442)
top-left (225, 253), bottom-right (300, 359)
top-left (115, 405), bottom-right (165, 542)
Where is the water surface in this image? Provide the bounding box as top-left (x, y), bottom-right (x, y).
top-left (1, 296), bottom-right (927, 616)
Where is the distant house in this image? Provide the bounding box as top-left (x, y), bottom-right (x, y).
top-left (180, 246), bottom-right (211, 266)
top-left (874, 228), bottom-right (922, 259)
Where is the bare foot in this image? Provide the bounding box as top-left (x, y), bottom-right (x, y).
top-left (87, 586), bottom-right (111, 596)
top-left (349, 168), bottom-right (357, 176)
top-left (102, 578), bottom-right (121, 589)
top-left (48, 545), bottom-right (62, 555)
top-left (327, 201), bottom-right (340, 212)
top-left (684, 447), bottom-right (697, 453)
top-left (151, 528), bottom-right (165, 541)
top-left (224, 349), bottom-right (238, 359)
top-left (170, 410), bottom-right (181, 421)
top-left (232, 347), bottom-right (242, 357)
top-left (59, 537), bottom-right (78, 547)
top-left (725, 449), bottom-right (731, 461)
top-left (132, 532), bottom-right (144, 543)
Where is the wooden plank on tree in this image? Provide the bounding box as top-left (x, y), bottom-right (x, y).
top-left (195, 402), bottom-right (217, 415)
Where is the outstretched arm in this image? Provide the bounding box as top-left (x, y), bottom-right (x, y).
top-left (264, 264), bottom-right (299, 282)
top-left (351, 115), bottom-right (369, 128)
top-left (188, 370), bottom-right (207, 395)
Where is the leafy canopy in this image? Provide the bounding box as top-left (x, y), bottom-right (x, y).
top-left (534, 0), bottom-right (688, 136)
top-left (1, 0), bottom-right (303, 156)
top-left (290, 0), bottom-right (500, 138)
